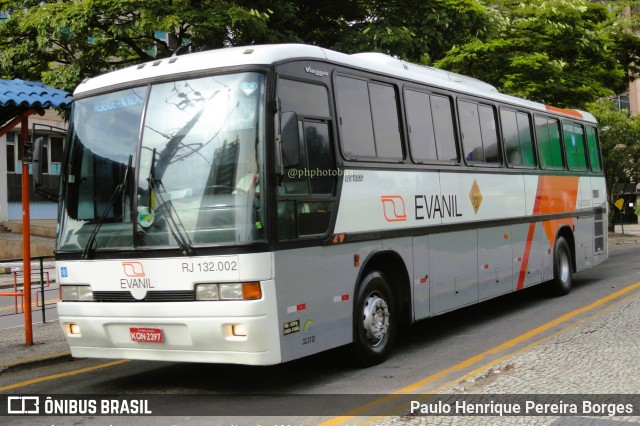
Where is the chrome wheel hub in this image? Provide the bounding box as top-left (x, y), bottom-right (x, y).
top-left (559, 250), bottom-right (570, 284)
top-left (362, 293), bottom-right (390, 347)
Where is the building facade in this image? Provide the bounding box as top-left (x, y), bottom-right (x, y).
top-left (0, 109), bottom-right (68, 221)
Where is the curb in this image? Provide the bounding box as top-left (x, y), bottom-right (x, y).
top-left (0, 351), bottom-right (72, 374)
top-left (610, 238), bottom-right (640, 246)
top-left (0, 351), bottom-right (73, 374)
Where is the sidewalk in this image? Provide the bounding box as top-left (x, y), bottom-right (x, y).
top-left (0, 321), bottom-right (69, 373)
top-left (381, 290), bottom-right (640, 425)
top-left (615, 223), bottom-right (640, 237)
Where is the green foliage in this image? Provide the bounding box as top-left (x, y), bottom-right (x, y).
top-left (0, 0), bottom-right (639, 108)
top-left (0, 0), bottom-right (491, 91)
top-left (0, 0), bottom-right (272, 91)
top-left (437, 0), bottom-right (640, 109)
top-left (334, 0), bottom-right (490, 63)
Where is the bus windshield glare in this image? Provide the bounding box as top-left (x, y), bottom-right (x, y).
top-left (57, 72), bottom-right (266, 253)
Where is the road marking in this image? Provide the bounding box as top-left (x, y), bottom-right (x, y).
top-left (360, 283), bottom-right (640, 425)
top-left (319, 280), bottom-right (640, 426)
top-left (0, 359), bottom-right (130, 392)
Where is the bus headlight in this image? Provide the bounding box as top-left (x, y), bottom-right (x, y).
top-left (219, 283), bottom-right (243, 300)
top-left (195, 284), bottom-right (219, 300)
top-left (60, 285), bottom-right (94, 301)
top-left (195, 282), bottom-right (261, 301)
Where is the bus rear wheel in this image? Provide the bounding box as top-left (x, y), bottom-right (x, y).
top-left (352, 271), bottom-right (396, 366)
top-left (550, 236), bottom-right (573, 296)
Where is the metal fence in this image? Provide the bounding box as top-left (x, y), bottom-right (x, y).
top-left (0, 256), bottom-right (57, 324)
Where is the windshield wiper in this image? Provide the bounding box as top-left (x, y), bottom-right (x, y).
top-left (147, 148), bottom-right (194, 256)
top-left (82, 155), bottom-right (132, 259)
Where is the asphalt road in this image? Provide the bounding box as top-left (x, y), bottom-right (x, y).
top-left (1, 243), bottom-right (639, 426)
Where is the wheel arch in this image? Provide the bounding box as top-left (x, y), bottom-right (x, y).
top-left (356, 249), bottom-right (412, 325)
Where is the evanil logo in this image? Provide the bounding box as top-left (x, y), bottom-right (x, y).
top-left (122, 261), bottom-right (145, 277)
top-left (120, 261), bottom-right (154, 300)
top-left (381, 195), bottom-right (407, 222)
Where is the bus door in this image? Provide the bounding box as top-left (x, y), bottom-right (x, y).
top-left (274, 77), bottom-right (337, 239)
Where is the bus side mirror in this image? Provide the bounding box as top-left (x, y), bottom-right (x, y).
top-left (280, 112), bottom-right (300, 167)
top-left (32, 136), bottom-right (45, 188)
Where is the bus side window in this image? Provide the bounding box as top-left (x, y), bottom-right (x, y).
top-left (535, 116), bottom-right (563, 170)
top-left (501, 109), bottom-right (535, 167)
top-left (459, 100), bottom-right (500, 164)
top-left (405, 89), bottom-right (437, 162)
top-left (335, 75), bottom-right (403, 161)
top-left (335, 75), bottom-right (376, 159)
top-left (563, 121), bottom-right (588, 170)
top-left (586, 126), bottom-right (602, 172)
top-left (432, 95), bottom-right (458, 162)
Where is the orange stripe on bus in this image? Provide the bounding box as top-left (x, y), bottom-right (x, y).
top-left (544, 105), bottom-right (584, 119)
top-left (538, 176), bottom-right (579, 245)
top-left (517, 176), bottom-right (580, 290)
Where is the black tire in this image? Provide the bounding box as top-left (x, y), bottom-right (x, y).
top-left (550, 236), bottom-right (573, 296)
top-left (351, 271), bottom-right (396, 366)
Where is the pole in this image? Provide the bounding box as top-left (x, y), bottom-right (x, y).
top-left (21, 115), bottom-right (32, 346)
top-left (40, 257), bottom-right (45, 323)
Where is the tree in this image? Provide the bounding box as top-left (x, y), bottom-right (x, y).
top-left (0, 0), bottom-right (274, 92)
top-left (588, 100), bottom-right (640, 230)
top-left (437, 0), bottom-right (640, 109)
top-left (332, 0), bottom-right (490, 63)
top-left (0, 0), bottom-right (491, 92)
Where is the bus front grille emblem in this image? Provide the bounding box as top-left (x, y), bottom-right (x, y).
top-left (469, 180), bottom-right (483, 214)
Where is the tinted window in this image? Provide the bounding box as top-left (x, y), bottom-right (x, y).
top-left (479, 105), bottom-right (500, 163)
top-left (405, 89), bottom-right (437, 162)
top-left (335, 76), bottom-right (376, 158)
top-left (277, 121), bottom-right (336, 239)
top-left (280, 120), bottom-right (335, 196)
top-left (563, 121), bottom-right (587, 170)
top-left (305, 122), bottom-right (334, 194)
top-left (535, 116), bottom-right (563, 169)
top-left (279, 79), bottom-right (330, 117)
top-left (517, 112), bottom-right (535, 166)
top-left (431, 95), bottom-right (458, 162)
top-left (370, 83), bottom-right (403, 160)
top-left (501, 110), bottom-right (520, 165)
top-left (460, 100), bottom-right (500, 164)
top-left (586, 126), bottom-right (602, 172)
top-left (335, 75), bottom-right (404, 161)
top-left (405, 90), bottom-right (457, 163)
top-left (459, 100), bottom-right (483, 162)
top-left (501, 109), bottom-right (535, 167)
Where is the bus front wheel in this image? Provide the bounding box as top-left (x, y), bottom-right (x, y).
top-left (352, 271), bottom-right (396, 366)
top-left (550, 236), bottom-right (573, 296)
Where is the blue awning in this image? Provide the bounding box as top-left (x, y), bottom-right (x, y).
top-left (0, 79), bottom-right (72, 130)
top-left (0, 79), bottom-right (72, 108)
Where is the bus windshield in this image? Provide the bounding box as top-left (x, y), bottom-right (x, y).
top-left (57, 72), bottom-right (266, 253)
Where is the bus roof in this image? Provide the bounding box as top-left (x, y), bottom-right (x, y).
top-left (75, 43), bottom-right (596, 123)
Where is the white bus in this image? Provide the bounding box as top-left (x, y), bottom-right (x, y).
top-left (52, 44), bottom-right (607, 366)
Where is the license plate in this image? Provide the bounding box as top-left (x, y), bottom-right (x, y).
top-left (130, 327), bottom-right (163, 343)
